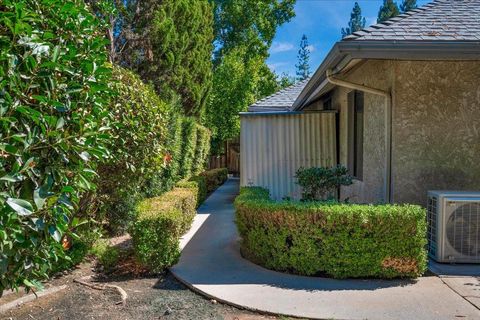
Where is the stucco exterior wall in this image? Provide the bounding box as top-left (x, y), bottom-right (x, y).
top-left (332, 60), bottom-right (393, 203)
top-left (392, 61), bottom-right (480, 205)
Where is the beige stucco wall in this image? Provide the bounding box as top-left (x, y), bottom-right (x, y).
top-left (309, 60), bottom-right (393, 203)
top-left (305, 59), bottom-right (480, 205)
top-left (392, 61), bottom-right (480, 205)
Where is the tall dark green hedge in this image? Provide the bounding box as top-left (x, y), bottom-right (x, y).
top-left (95, 70), bottom-right (211, 235)
top-left (119, 0), bottom-right (214, 117)
top-left (235, 188), bottom-right (428, 279)
top-left (94, 67), bottom-right (169, 234)
top-left (0, 0), bottom-right (112, 293)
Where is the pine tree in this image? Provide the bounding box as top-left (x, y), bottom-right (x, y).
top-left (400, 0), bottom-right (417, 12)
top-left (295, 34), bottom-right (310, 81)
top-left (342, 2), bottom-right (366, 38)
top-left (377, 0), bottom-right (400, 23)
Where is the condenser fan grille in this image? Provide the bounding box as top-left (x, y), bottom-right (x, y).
top-left (446, 202), bottom-right (480, 257)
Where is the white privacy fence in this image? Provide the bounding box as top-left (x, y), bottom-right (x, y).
top-left (240, 111), bottom-right (337, 200)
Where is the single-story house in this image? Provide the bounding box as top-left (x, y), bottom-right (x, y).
top-left (240, 0), bottom-right (480, 205)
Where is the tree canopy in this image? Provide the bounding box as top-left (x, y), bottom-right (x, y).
top-left (295, 34), bottom-right (311, 81)
top-left (206, 0), bottom-right (296, 153)
top-left (212, 0), bottom-right (296, 62)
top-left (342, 2), bottom-right (366, 38)
top-left (377, 0), bottom-right (400, 23)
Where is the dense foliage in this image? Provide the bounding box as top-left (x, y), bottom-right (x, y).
top-left (206, 0), bottom-right (296, 154)
top-left (94, 69), bottom-right (211, 234)
top-left (144, 0), bottom-right (214, 117)
top-left (0, 0), bottom-right (112, 293)
top-left (200, 168), bottom-right (228, 193)
top-left (235, 188), bottom-right (428, 279)
top-left (97, 0), bottom-right (214, 117)
top-left (132, 168), bottom-right (227, 272)
top-left (341, 2), bottom-right (366, 38)
top-left (94, 67), bottom-right (168, 234)
top-left (212, 0), bottom-right (296, 62)
top-left (378, 0), bottom-right (400, 23)
top-left (295, 166), bottom-right (353, 201)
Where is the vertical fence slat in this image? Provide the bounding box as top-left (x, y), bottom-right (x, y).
top-left (240, 112), bottom-right (337, 200)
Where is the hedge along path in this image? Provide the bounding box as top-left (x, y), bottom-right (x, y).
top-left (235, 187), bottom-right (428, 279)
top-left (131, 168), bottom-right (228, 273)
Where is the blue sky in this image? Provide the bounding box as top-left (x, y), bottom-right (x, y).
top-left (267, 0), bottom-right (430, 77)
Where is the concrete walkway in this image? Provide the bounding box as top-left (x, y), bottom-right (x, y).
top-left (171, 178), bottom-right (480, 320)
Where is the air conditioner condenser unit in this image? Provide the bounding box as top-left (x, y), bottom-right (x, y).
top-left (427, 191), bottom-right (480, 263)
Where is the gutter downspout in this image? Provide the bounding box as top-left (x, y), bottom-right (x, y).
top-left (326, 69), bottom-right (392, 203)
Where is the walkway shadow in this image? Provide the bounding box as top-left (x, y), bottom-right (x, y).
top-left (169, 179), bottom-right (422, 293)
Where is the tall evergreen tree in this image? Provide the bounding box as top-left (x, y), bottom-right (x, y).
top-left (295, 34), bottom-right (310, 81)
top-left (342, 2), bottom-right (366, 38)
top-left (400, 0), bottom-right (417, 12)
top-left (96, 0), bottom-right (214, 117)
top-left (377, 0), bottom-right (400, 23)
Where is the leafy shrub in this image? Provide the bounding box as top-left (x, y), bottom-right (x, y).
top-left (178, 117), bottom-right (198, 179)
top-left (50, 225), bottom-right (101, 274)
top-left (94, 67), bottom-right (169, 234)
top-left (90, 239), bottom-right (120, 272)
top-left (176, 176), bottom-right (207, 208)
top-left (201, 168), bottom-right (228, 193)
top-left (192, 125), bottom-right (211, 176)
top-left (235, 187), bottom-right (427, 279)
top-left (295, 165), bottom-right (353, 201)
top-left (157, 113), bottom-right (184, 194)
top-left (95, 81), bottom-right (211, 235)
top-left (131, 187), bottom-right (197, 272)
top-left (0, 0), bottom-right (112, 293)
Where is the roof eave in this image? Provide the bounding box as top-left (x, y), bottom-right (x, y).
top-left (292, 40), bottom-right (480, 110)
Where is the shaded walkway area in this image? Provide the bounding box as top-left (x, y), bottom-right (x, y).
top-left (171, 178), bottom-right (480, 320)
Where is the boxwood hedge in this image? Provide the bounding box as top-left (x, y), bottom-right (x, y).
top-left (201, 168), bottom-right (228, 193)
top-left (132, 168), bottom-right (228, 272)
top-left (131, 187), bottom-right (197, 272)
top-left (235, 187), bottom-right (428, 279)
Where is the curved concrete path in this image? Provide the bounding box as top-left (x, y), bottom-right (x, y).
top-left (171, 178), bottom-right (480, 320)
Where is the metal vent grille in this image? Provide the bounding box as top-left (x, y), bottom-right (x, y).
top-left (446, 202), bottom-right (480, 258)
top-left (427, 196), bottom-right (438, 257)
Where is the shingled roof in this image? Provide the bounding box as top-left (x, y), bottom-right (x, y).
top-left (248, 78), bottom-right (310, 112)
top-left (343, 0), bottom-right (480, 41)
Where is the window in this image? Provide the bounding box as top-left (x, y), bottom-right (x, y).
top-left (347, 91), bottom-right (364, 180)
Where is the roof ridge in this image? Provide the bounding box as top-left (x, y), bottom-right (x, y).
top-left (344, 0), bottom-right (443, 41)
top-left (255, 77), bottom-right (311, 103)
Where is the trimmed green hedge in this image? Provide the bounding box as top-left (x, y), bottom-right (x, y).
top-left (235, 187), bottom-right (428, 279)
top-left (131, 168), bottom-right (228, 272)
top-left (201, 168), bottom-right (228, 193)
top-left (131, 187), bottom-right (197, 272)
top-left (176, 176), bottom-right (207, 208)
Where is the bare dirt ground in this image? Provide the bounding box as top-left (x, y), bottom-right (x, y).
top-left (1, 237), bottom-right (288, 320)
top-left (1, 260), bottom-right (284, 320)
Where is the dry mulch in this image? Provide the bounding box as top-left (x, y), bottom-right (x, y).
top-left (0, 237), bottom-right (285, 320)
